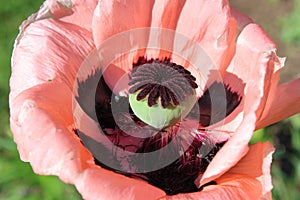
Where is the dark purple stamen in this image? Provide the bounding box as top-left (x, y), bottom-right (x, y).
top-left (129, 57), bottom-right (198, 108)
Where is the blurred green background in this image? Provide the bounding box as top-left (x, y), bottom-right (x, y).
top-left (0, 0), bottom-right (299, 199)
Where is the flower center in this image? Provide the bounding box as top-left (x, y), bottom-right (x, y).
top-left (129, 57), bottom-right (198, 108)
top-left (83, 56), bottom-right (243, 196)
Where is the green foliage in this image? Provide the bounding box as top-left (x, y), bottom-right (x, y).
top-left (0, 0), bottom-right (42, 85)
top-left (280, 0), bottom-right (300, 46)
top-left (250, 128), bottom-right (272, 145)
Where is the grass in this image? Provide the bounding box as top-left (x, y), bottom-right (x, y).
top-left (0, 0), bottom-right (299, 199)
top-left (280, 0), bottom-right (300, 46)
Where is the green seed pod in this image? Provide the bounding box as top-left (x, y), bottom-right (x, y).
top-left (129, 91), bottom-right (196, 129)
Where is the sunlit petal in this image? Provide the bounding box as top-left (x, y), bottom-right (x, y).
top-left (257, 78), bottom-right (300, 129)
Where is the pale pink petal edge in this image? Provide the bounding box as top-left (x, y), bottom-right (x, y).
top-left (256, 78), bottom-right (300, 129)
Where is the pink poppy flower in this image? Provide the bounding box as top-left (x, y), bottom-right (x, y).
top-left (10, 0), bottom-right (300, 199)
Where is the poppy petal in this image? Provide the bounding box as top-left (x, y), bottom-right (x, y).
top-left (75, 167), bottom-right (165, 200)
top-left (165, 142), bottom-right (274, 199)
top-left (197, 23), bottom-right (276, 185)
top-left (164, 176), bottom-right (261, 200)
top-left (10, 19), bottom-right (95, 100)
top-left (10, 8), bottom-right (166, 199)
top-left (256, 78), bottom-right (300, 129)
top-left (151, 0), bottom-right (185, 29)
top-left (205, 175), bottom-right (263, 200)
top-left (197, 110), bottom-right (254, 187)
top-left (45, 0), bottom-right (98, 31)
top-left (148, 0), bottom-right (186, 59)
top-left (224, 22), bottom-right (285, 130)
top-left (10, 82), bottom-right (93, 183)
top-left (230, 8), bottom-right (253, 33)
top-left (226, 23), bottom-right (277, 97)
top-left (92, 0), bottom-right (154, 46)
top-left (202, 174), bottom-right (263, 200)
top-left (222, 23), bottom-right (280, 133)
top-left (176, 0), bottom-right (237, 72)
top-left (226, 142), bottom-right (274, 197)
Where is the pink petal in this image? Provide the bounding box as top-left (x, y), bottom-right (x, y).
top-left (10, 82), bottom-right (93, 183)
top-left (230, 8), bottom-right (253, 33)
top-left (45, 0), bottom-right (98, 31)
top-left (224, 23), bottom-right (280, 131)
top-left (176, 0), bottom-right (237, 72)
top-left (197, 23), bottom-right (278, 186)
top-left (257, 78), bottom-right (300, 129)
top-left (75, 167), bottom-right (165, 200)
top-left (224, 22), bottom-right (286, 130)
top-left (225, 22), bottom-right (285, 129)
top-left (148, 0), bottom-right (186, 59)
top-left (150, 0), bottom-right (185, 29)
top-left (166, 142), bottom-right (274, 199)
top-left (10, 7), bottom-right (165, 198)
top-left (11, 19), bottom-right (95, 100)
top-left (165, 175), bottom-right (261, 200)
top-left (92, 0), bottom-right (154, 46)
top-left (197, 109), bottom-right (254, 186)
top-left (226, 23), bottom-right (277, 94)
top-left (227, 142), bottom-right (275, 197)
